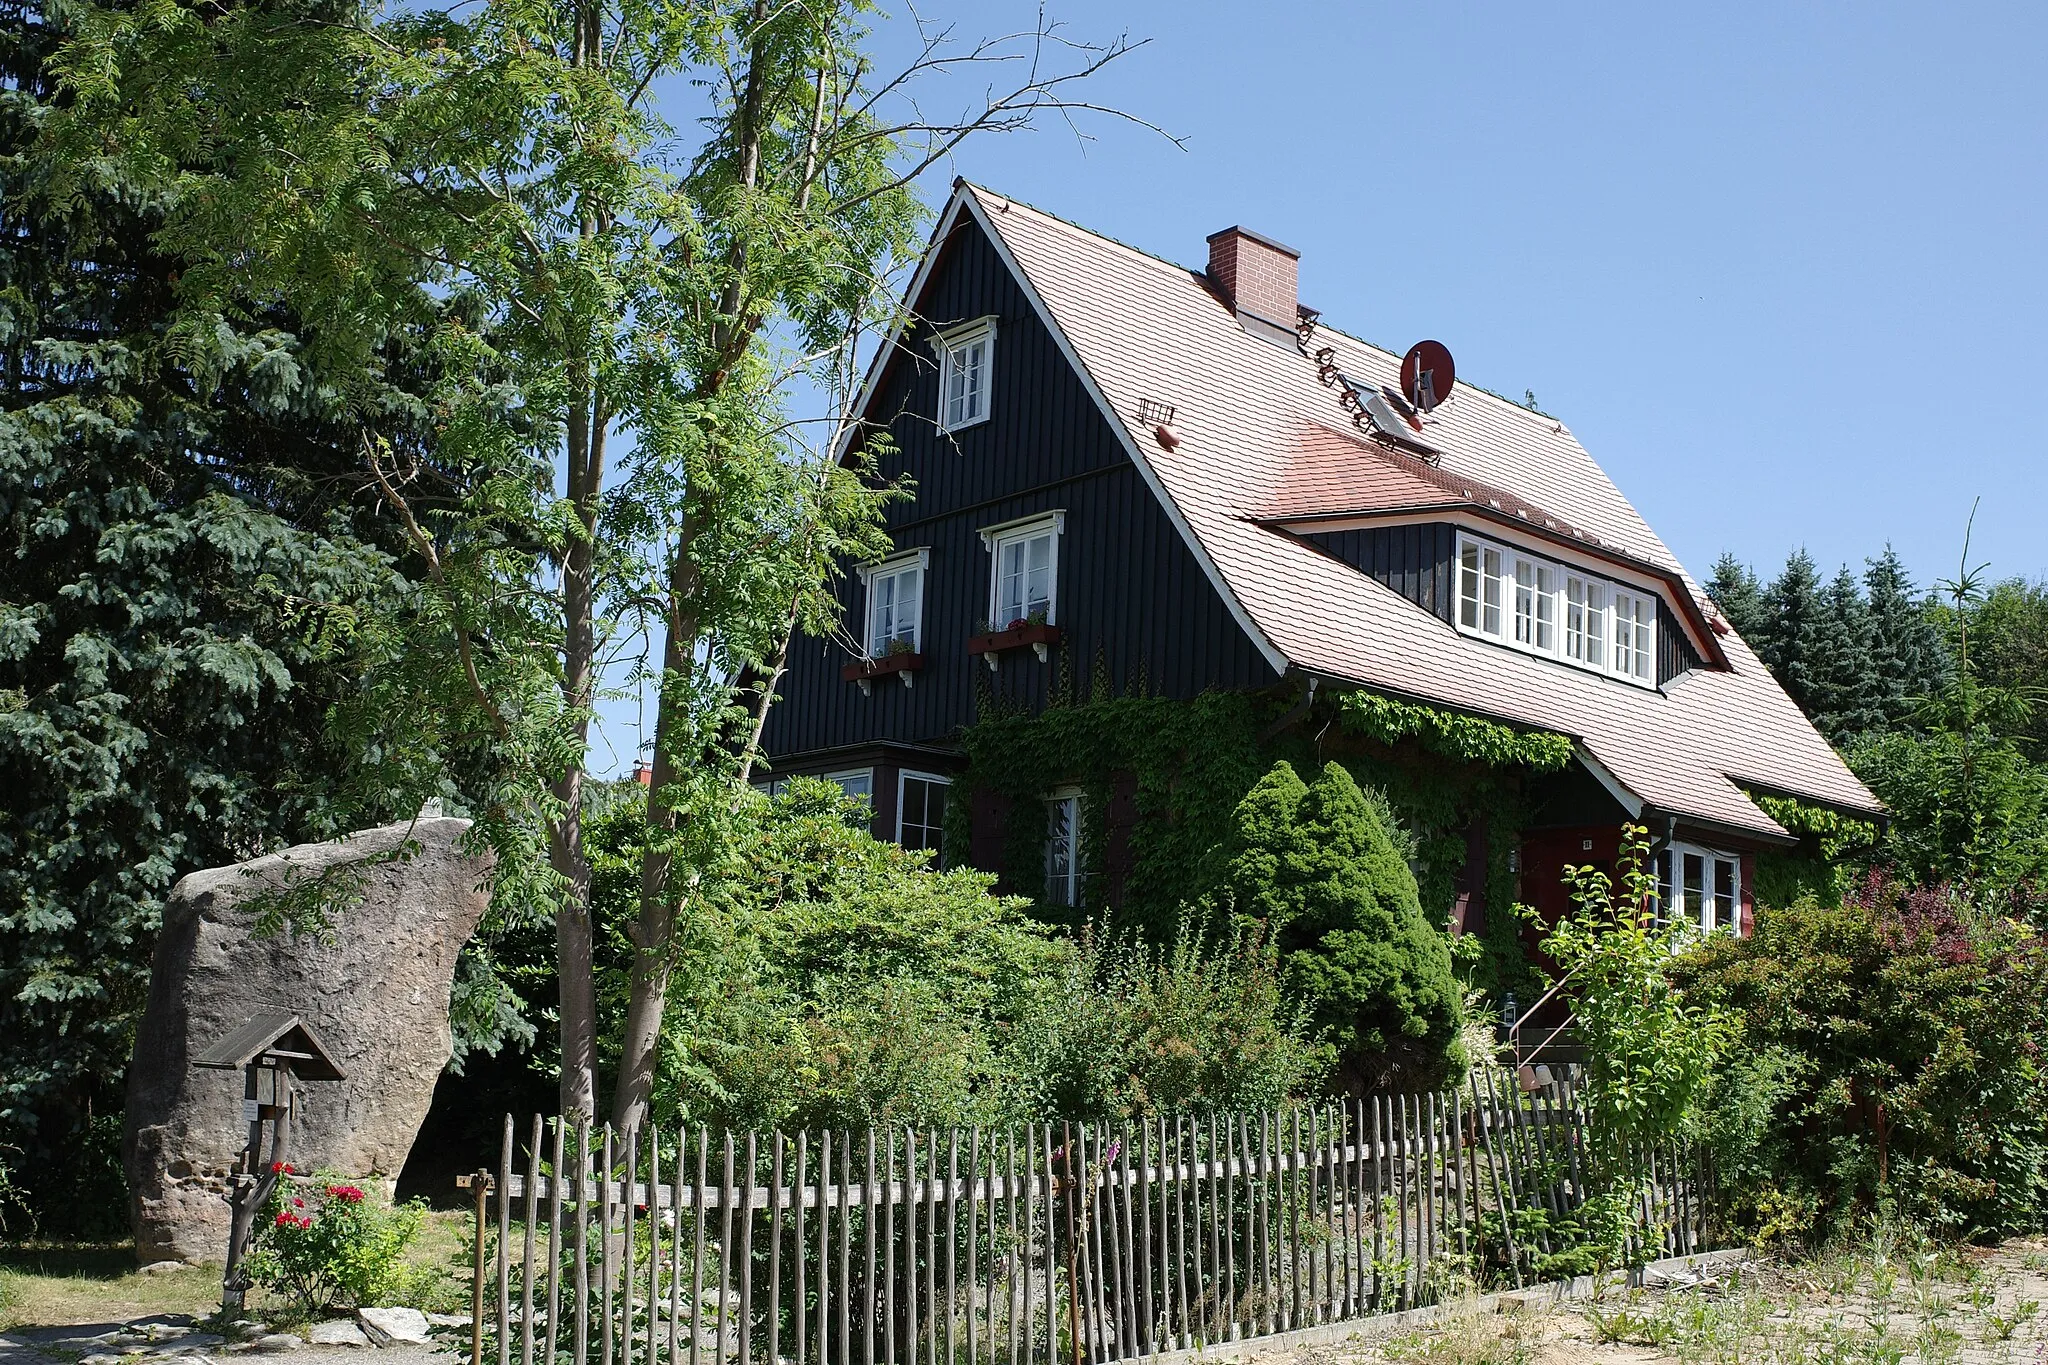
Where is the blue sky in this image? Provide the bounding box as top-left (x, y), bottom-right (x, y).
top-left (867, 1), bottom-right (2047, 589)
top-left (595, 2), bottom-right (2047, 775)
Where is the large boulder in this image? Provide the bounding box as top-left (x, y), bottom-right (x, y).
top-left (124, 817), bottom-right (491, 1264)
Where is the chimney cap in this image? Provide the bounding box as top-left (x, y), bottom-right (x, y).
top-left (1205, 224), bottom-right (1300, 259)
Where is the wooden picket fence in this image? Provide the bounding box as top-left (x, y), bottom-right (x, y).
top-left (472, 1069), bottom-right (1720, 1365)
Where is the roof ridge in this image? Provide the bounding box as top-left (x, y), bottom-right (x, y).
top-left (959, 181), bottom-right (1569, 426)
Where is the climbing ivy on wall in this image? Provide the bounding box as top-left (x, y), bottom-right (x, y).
top-left (1337, 691), bottom-right (1577, 771)
top-left (1748, 791), bottom-right (1882, 908)
top-left (945, 683), bottom-right (1569, 1003)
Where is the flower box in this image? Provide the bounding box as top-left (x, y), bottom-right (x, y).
top-left (842, 652), bottom-right (923, 694)
top-left (965, 621), bottom-right (1063, 669)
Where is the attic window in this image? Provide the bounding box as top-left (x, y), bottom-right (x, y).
top-left (935, 318), bottom-right (995, 432)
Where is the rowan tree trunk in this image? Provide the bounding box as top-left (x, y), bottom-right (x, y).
top-left (609, 520), bottom-right (699, 1135)
top-left (552, 372), bottom-right (604, 1121)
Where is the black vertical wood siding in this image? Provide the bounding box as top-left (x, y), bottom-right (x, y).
top-left (1657, 599), bottom-right (1705, 685)
top-left (761, 218), bottom-right (1279, 763)
top-left (1300, 523), bottom-right (1457, 624)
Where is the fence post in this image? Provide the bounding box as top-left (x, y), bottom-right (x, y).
top-left (462, 1168), bottom-right (492, 1365)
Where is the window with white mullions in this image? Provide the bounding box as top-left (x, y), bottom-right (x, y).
top-left (897, 772), bottom-right (949, 865)
top-left (935, 318), bottom-right (995, 432)
top-left (1456, 530), bottom-right (1660, 686)
top-left (997, 532), bottom-right (1053, 625)
top-left (862, 553), bottom-right (925, 658)
top-left (1044, 791), bottom-right (1082, 907)
top-left (1654, 842), bottom-right (1742, 935)
top-left (980, 512), bottom-right (1064, 631)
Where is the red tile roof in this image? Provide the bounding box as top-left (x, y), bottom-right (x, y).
top-left (923, 184), bottom-right (1881, 837)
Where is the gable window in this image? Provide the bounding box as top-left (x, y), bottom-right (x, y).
top-left (936, 318), bottom-right (995, 432)
top-left (980, 512), bottom-right (1064, 630)
top-left (1044, 790), bottom-right (1082, 907)
top-left (898, 771), bottom-right (949, 864)
top-left (1455, 531), bottom-right (1658, 687)
top-left (861, 550), bottom-right (928, 657)
top-left (1654, 842), bottom-right (1742, 936)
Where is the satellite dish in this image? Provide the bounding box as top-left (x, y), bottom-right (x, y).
top-left (1400, 340), bottom-right (1455, 414)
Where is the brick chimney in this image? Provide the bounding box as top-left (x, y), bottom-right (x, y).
top-left (1206, 225), bottom-right (1300, 345)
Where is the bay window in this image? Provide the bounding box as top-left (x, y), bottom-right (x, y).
top-left (898, 771), bottom-right (949, 864)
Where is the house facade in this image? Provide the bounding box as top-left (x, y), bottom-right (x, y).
top-left (759, 181), bottom-right (1881, 957)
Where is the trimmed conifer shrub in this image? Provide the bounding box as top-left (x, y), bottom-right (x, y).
top-left (1218, 760), bottom-right (1464, 1091)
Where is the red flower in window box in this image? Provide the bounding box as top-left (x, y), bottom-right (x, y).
top-left (966, 621), bottom-right (1062, 668)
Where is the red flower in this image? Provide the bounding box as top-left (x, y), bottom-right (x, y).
top-left (325, 1184), bottom-right (366, 1205)
top-left (293, 1198), bottom-right (305, 1208)
top-left (274, 1211), bottom-right (311, 1230)
top-left (270, 1161), bottom-right (295, 1175)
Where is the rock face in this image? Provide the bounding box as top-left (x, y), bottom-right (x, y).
top-left (125, 817), bottom-right (491, 1264)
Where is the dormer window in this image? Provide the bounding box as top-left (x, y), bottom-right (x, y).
top-left (1456, 531), bottom-right (1657, 686)
top-left (860, 549), bottom-right (928, 657)
top-left (935, 318), bottom-right (995, 432)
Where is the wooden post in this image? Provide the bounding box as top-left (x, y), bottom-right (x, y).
top-left (461, 1169), bottom-right (493, 1365)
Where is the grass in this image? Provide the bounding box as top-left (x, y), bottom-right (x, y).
top-left (0, 1245), bottom-right (221, 1332)
top-left (0, 1209), bottom-right (474, 1333)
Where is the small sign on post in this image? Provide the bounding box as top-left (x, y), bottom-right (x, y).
top-left (193, 1011), bottom-right (345, 1313)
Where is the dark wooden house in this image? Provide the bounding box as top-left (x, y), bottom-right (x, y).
top-left (759, 181), bottom-right (1881, 941)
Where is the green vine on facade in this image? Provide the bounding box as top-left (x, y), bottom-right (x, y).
top-left (1337, 692), bottom-right (1576, 771)
top-left (1750, 792), bottom-right (1881, 861)
top-left (944, 683), bottom-right (1565, 1003)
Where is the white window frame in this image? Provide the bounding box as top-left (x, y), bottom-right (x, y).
top-left (1455, 530), bottom-right (1658, 688)
top-left (859, 549), bottom-right (930, 659)
top-left (825, 768), bottom-right (874, 807)
top-left (896, 770), bottom-right (951, 864)
top-left (934, 317), bottom-right (996, 433)
top-left (979, 511), bottom-right (1065, 631)
top-left (1654, 842), bottom-right (1743, 937)
top-left (1043, 787), bottom-right (1083, 908)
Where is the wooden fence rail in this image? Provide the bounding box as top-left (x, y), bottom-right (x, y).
top-left (471, 1069), bottom-right (1718, 1365)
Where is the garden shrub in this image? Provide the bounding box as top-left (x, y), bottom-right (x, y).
top-left (1215, 761), bottom-right (1463, 1091)
top-left (1000, 924), bottom-right (1332, 1123)
top-left (1675, 870), bottom-right (2048, 1241)
top-left (244, 1168), bottom-right (425, 1315)
top-left (640, 782), bottom-right (1326, 1132)
top-left (1524, 825), bottom-right (1730, 1275)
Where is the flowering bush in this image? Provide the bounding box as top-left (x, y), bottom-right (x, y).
top-left (1676, 870), bottom-right (2048, 1240)
top-left (243, 1168), bottom-right (424, 1314)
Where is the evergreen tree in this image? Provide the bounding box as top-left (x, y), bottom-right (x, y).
top-left (1219, 761), bottom-right (1463, 1091)
top-left (1864, 546), bottom-right (1948, 734)
top-left (1809, 566), bottom-right (1883, 746)
top-left (1706, 553), bottom-right (1769, 646)
top-left (1760, 550), bottom-right (1829, 714)
top-left (0, 0), bottom-right (430, 1224)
